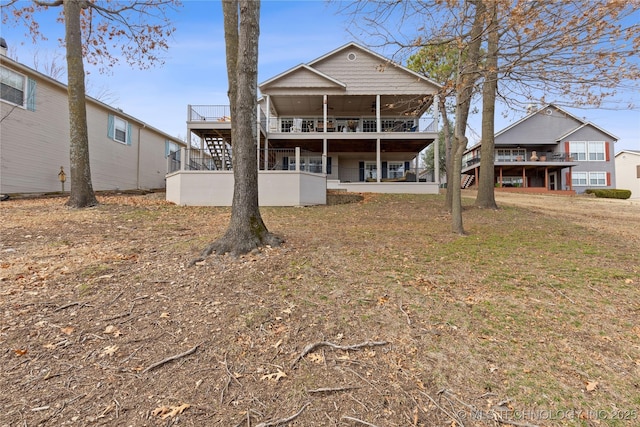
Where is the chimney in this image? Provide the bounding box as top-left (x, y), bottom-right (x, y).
top-left (0, 37), bottom-right (7, 56)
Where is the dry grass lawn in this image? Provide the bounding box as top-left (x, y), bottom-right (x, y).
top-left (1, 191), bottom-right (639, 426)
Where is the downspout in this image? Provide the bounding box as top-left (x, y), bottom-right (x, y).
top-left (137, 123), bottom-right (146, 189)
top-left (322, 95), bottom-right (327, 174)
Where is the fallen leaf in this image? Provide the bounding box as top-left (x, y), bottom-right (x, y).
top-left (160, 312), bottom-right (170, 318)
top-left (104, 325), bottom-right (117, 334)
top-left (160, 403), bottom-right (190, 419)
top-left (152, 406), bottom-right (169, 417)
top-left (100, 345), bottom-right (119, 357)
top-left (307, 353), bottom-right (324, 364)
top-left (585, 381), bottom-right (598, 392)
top-left (14, 349), bottom-right (28, 356)
top-left (260, 369), bottom-right (287, 382)
top-left (60, 326), bottom-right (74, 335)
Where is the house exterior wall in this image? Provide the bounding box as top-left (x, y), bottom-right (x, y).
top-left (495, 108), bottom-right (582, 147)
top-left (615, 151), bottom-right (640, 199)
top-left (1, 58), bottom-right (182, 195)
top-left (165, 170), bottom-right (326, 206)
top-left (311, 48), bottom-right (433, 96)
top-left (560, 126), bottom-right (616, 192)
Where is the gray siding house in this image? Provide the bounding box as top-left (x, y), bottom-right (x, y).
top-left (462, 104), bottom-right (617, 194)
top-left (167, 42), bottom-right (443, 206)
top-left (1, 54), bottom-right (185, 195)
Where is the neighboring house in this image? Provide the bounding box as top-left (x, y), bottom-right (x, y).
top-left (166, 42), bottom-right (442, 206)
top-left (615, 150), bottom-right (640, 199)
top-left (462, 104), bottom-right (617, 194)
top-left (0, 52), bottom-right (186, 195)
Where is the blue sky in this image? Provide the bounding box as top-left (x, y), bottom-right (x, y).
top-left (2, 0), bottom-right (638, 151)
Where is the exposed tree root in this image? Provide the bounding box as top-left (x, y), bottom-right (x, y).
top-left (200, 227), bottom-right (283, 258)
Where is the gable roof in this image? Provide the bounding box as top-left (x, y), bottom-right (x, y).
top-left (495, 103), bottom-right (618, 142)
top-left (259, 63), bottom-right (346, 90)
top-left (615, 149), bottom-right (640, 157)
top-left (309, 42), bottom-right (443, 89)
top-left (0, 55), bottom-right (184, 146)
top-left (258, 42), bottom-right (443, 91)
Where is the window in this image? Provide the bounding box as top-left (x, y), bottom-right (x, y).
top-left (287, 156), bottom-right (323, 173)
top-left (570, 141), bottom-right (605, 161)
top-left (496, 148), bottom-right (525, 162)
top-left (588, 141), bottom-right (605, 161)
top-left (569, 142), bottom-right (587, 161)
top-left (108, 114), bottom-right (131, 145)
top-left (364, 162), bottom-right (377, 180)
top-left (572, 172), bottom-right (588, 186)
top-left (388, 162), bottom-right (405, 179)
top-left (114, 117), bottom-right (128, 143)
top-left (1, 66), bottom-right (36, 110)
top-left (589, 172), bottom-right (606, 186)
top-left (165, 141), bottom-right (180, 158)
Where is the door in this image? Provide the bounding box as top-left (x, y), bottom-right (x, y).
top-left (549, 172), bottom-right (557, 190)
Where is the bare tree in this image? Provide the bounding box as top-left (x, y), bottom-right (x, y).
top-left (201, 0), bottom-right (282, 257)
top-left (2, 0), bottom-right (179, 207)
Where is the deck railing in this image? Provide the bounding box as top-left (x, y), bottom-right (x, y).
top-left (464, 151), bottom-right (575, 168)
top-left (188, 105), bottom-right (437, 133)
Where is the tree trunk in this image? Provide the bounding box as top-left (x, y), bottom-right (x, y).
top-left (450, 0), bottom-right (485, 234)
top-left (64, 0), bottom-right (97, 208)
top-left (203, 0), bottom-right (282, 257)
top-left (440, 96), bottom-right (454, 212)
top-left (475, 0), bottom-right (499, 210)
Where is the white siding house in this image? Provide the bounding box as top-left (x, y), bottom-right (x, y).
top-left (615, 150), bottom-right (640, 199)
top-left (167, 42), bottom-right (442, 206)
top-left (1, 54), bottom-right (185, 195)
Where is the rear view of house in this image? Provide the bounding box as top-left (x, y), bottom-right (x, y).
top-left (462, 104), bottom-right (617, 194)
top-left (166, 42), bottom-right (443, 206)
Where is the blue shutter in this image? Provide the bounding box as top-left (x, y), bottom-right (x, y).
top-left (126, 122), bottom-right (132, 145)
top-left (26, 78), bottom-right (36, 111)
top-left (382, 161), bottom-right (388, 179)
top-left (107, 114), bottom-right (114, 139)
top-left (326, 156), bottom-right (332, 175)
top-left (282, 156), bottom-right (289, 170)
top-left (404, 161), bottom-right (410, 171)
top-left (359, 161), bottom-right (365, 181)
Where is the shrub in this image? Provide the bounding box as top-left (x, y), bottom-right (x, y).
top-left (587, 189), bottom-right (631, 199)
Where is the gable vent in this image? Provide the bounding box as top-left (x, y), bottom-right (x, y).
top-left (347, 52), bottom-right (357, 61)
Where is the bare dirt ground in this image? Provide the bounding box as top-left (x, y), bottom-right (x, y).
top-left (1, 191), bottom-right (639, 427)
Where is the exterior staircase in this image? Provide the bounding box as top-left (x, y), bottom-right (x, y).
top-left (204, 136), bottom-right (232, 170)
top-left (461, 174), bottom-right (475, 189)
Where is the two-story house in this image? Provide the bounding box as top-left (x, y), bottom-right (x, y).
top-left (1, 46), bottom-right (186, 196)
top-left (462, 104), bottom-right (617, 193)
top-left (166, 42), bottom-right (442, 206)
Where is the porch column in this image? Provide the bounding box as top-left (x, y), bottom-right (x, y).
top-left (375, 95), bottom-right (381, 183)
top-left (323, 95), bottom-right (328, 175)
top-left (499, 167), bottom-right (503, 187)
top-left (256, 103), bottom-right (261, 172)
top-left (544, 167), bottom-right (549, 189)
top-left (522, 167), bottom-right (526, 187)
top-left (264, 95), bottom-right (270, 170)
top-left (568, 167), bottom-right (573, 191)
top-left (180, 147), bottom-right (186, 171)
top-left (376, 138), bottom-right (381, 183)
top-left (433, 94), bottom-right (440, 185)
top-left (474, 166), bottom-right (478, 187)
top-left (375, 94), bottom-right (381, 133)
top-left (295, 147), bottom-right (301, 172)
top-left (322, 138), bottom-right (327, 174)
